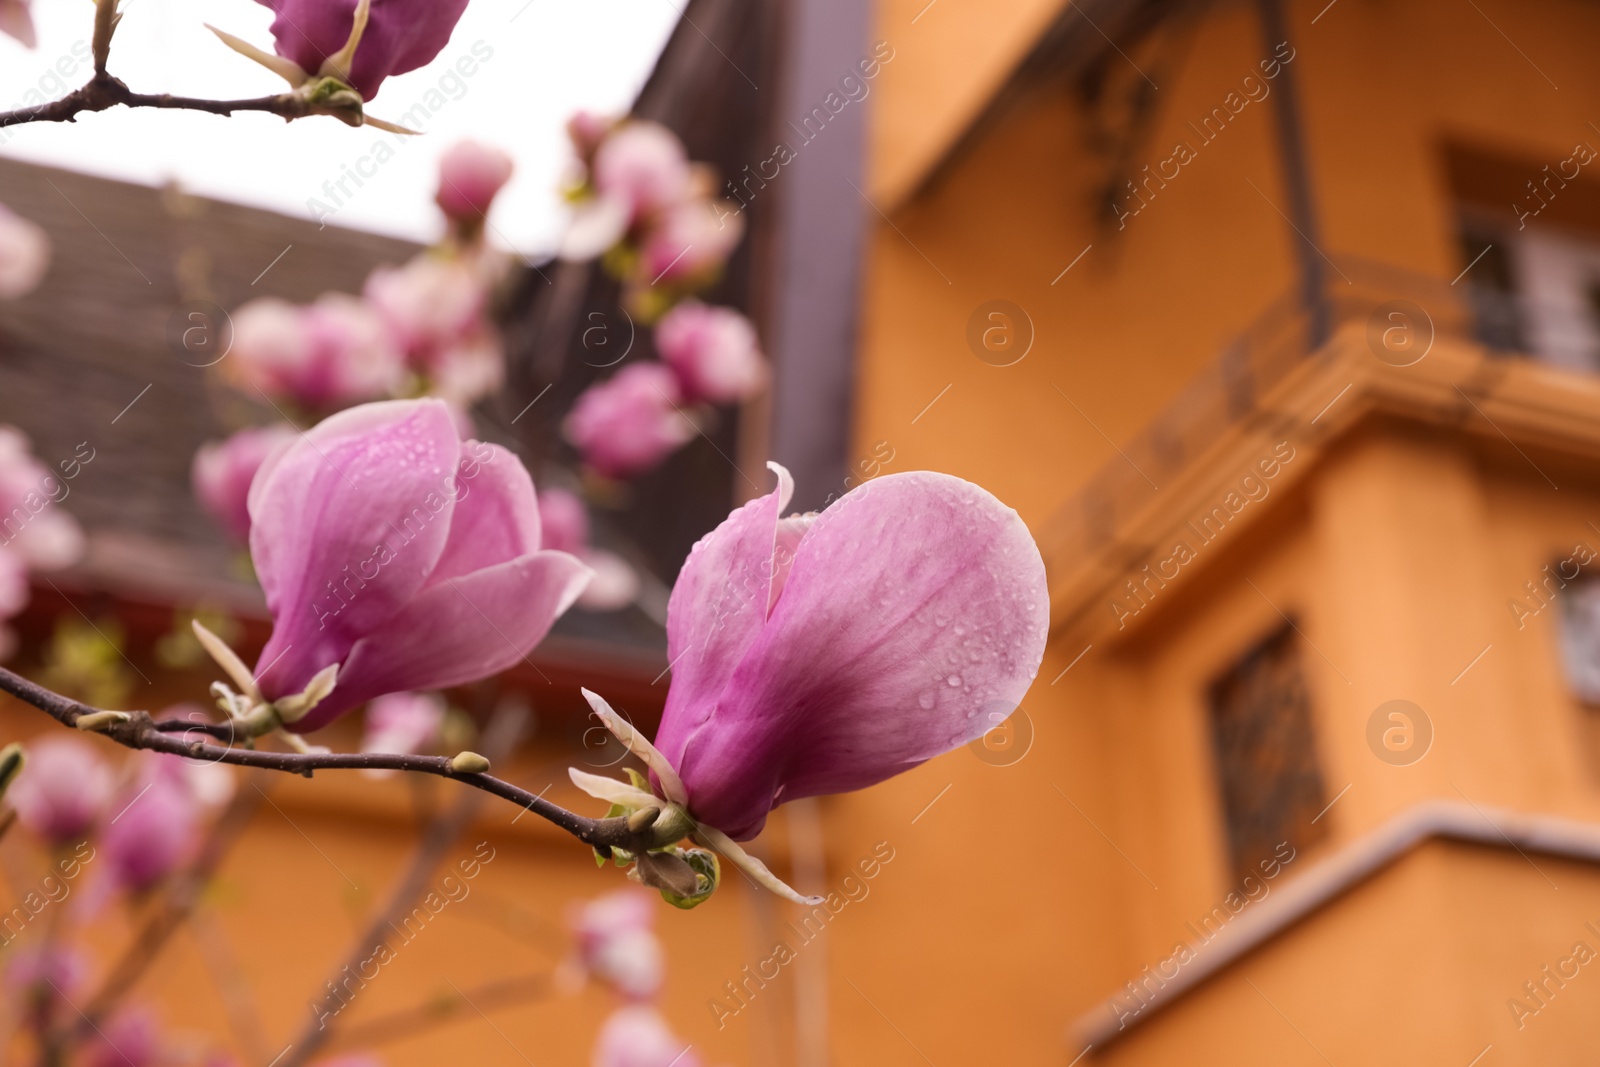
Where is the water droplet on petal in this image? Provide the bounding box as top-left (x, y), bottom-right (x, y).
top-left (947, 674), bottom-right (962, 687)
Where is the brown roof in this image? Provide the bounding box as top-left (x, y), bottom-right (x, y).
top-left (0, 155), bottom-right (668, 662)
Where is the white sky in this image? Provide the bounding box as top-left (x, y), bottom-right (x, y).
top-left (0, 0), bottom-right (681, 253)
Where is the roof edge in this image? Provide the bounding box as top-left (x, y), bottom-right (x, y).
top-left (1071, 800), bottom-right (1600, 1048)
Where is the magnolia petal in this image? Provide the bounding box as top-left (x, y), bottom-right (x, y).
top-left (317, 0), bottom-right (371, 83)
top-left (581, 689), bottom-right (687, 807)
top-left (10, 509), bottom-right (85, 572)
top-left (274, 663), bottom-right (339, 724)
top-left (560, 196), bottom-right (629, 261)
top-left (568, 767), bottom-right (659, 809)
top-left (279, 732), bottom-right (330, 755)
top-left (768, 512), bottom-right (816, 614)
top-left (288, 550), bottom-right (591, 731)
top-left (426, 442), bottom-right (541, 584)
top-left (576, 548), bottom-right (640, 612)
top-left (668, 471), bottom-right (1049, 839)
top-left (364, 114), bottom-right (420, 135)
top-left (693, 823), bottom-right (823, 906)
top-left (191, 621), bottom-right (260, 703)
top-left (255, 0), bottom-right (470, 100)
top-left (651, 462), bottom-right (792, 773)
top-left (205, 23), bottom-right (308, 86)
top-left (0, 0), bottom-right (37, 48)
top-left (249, 400), bottom-right (461, 701)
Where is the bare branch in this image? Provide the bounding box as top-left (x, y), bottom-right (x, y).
top-left (67, 777), bottom-right (269, 1040)
top-left (0, 71), bottom-right (338, 131)
top-left (280, 706), bottom-right (526, 1067)
top-left (326, 972), bottom-right (553, 1053)
top-left (0, 664), bottom-right (657, 855)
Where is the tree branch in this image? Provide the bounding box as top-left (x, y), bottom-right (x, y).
top-left (0, 71), bottom-right (337, 130)
top-left (0, 664), bottom-right (655, 855)
top-left (62, 776), bottom-right (268, 1044)
top-left (280, 706), bottom-right (526, 1067)
top-left (326, 972), bottom-right (553, 1053)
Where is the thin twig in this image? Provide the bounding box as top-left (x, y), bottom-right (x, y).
top-left (326, 972), bottom-right (554, 1053)
top-left (0, 72), bottom-right (329, 130)
top-left (187, 908), bottom-right (275, 1065)
top-left (0, 665), bottom-right (655, 855)
top-left (71, 773), bottom-right (268, 1034)
top-left (278, 706), bottom-right (527, 1067)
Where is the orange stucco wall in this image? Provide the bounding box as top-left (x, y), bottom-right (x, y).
top-left (838, 0), bottom-right (1600, 1059)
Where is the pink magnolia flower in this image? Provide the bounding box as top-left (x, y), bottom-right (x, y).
top-left (561, 122), bottom-right (691, 262)
top-left (566, 111), bottom-right (614, 167)
top-left (6, 945), bottom-right (89, 1034)
top-left (5, 945), bottom-right (89, 999)
top-left (635, 198), bottom-right (743, 289)
top-left (536, 489), bottom-right (637, 612)
top-left (192, 424), bottom-right (298, 543)
top-left (360, 691), bottom-right (445, 772)
top-left (561, 195), bottom-right (631, 263)
top-left (537, 488), bottom-right (589, 555)
top-left (437, 140), bottom-right (514, 223)
top-left (9, 736), bottom-right (113, 845)
top-left (364, 256), bottom-right (503, 405)
top-left (0, 0), bottom-right (35, 49)
top-left (565, 364), bottom-right (695, 479)
top-left (593, 1007), bottom-right (700, 1067)
top-left (0, 425), bottom-right (85, 571)
top-left (253, 0), bottom-right (470, 99)
top-left (224, 299), bottom-right (302, 396)
top-left (571, 890), bottom-right (663, 999)
top-left (249, 399), bottom-right (591, 732)
top-left (226, 296), bottom-right (404, 412)
top-left (364, 258), bottom-right (484, 343)
top-left (103, 770), bottom-right (197, 893)
top-left (655, 303), bottom-right (766, 404)
top-left (427, 331), bottom-right (503, 408)
top-left (0, 203), bottom-right (48, 297)
top-left (647, 464), bottom-right (1048, 840)
top-left (576, 548), bottom-right (639, 612)
top-left (0, 546), bottom-right (26, 657)
top-left (593, 123), bottom-right (691, 227)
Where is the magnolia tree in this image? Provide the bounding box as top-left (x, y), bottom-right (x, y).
top-left (0, 0), bottom-right (1051, 1063)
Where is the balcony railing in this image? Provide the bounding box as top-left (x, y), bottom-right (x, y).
top-left (1038, 253), bottom-right (1600, 597)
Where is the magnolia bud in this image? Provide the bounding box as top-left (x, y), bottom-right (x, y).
top-left (450, 751), bottom-right (491, 774)
top-left (626, 806), bottom-right (660, 833)
top-left (633, 849), bottom-right (700, 899)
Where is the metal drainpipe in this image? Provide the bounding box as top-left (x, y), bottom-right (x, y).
top-left (760, 0), bottom-right (873, 513)
top-left (1256, 0), bottom-right (1332, 351)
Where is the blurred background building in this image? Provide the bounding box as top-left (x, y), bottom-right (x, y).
top-left (5, 0), bottom-right (1600, 1062)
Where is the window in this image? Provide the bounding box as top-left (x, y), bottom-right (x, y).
top-left (1557, 572), bottom-right (1600, 704)
top-left (1446, 141), bottom-right (1600, 371)
top-left (1206, 623), bottom-right (1330, 884)
top-left (1457, 221), bottom-right (1524, 352)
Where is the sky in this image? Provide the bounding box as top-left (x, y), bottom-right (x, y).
top-left (0, 0), bottom-right (681, 254)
